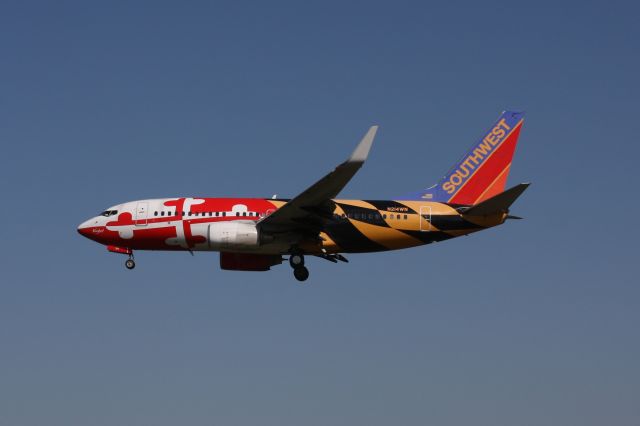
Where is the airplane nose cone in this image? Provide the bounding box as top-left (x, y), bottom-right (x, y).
top-left (77, 219), bottom-right (96, 237)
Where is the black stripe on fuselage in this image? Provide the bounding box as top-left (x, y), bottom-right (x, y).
top-left (364, 200), bottom-right (417, 214)
top-left (334, 202), bottom-right (389, 228)
top-left (324, 221), bottom-right (389, 253)
top-left (429, 215), bottom-right (484, 231)
top-left (399, 230), bottom-right (456, 244)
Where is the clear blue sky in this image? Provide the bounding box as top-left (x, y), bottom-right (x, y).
top-left (1, 1), bottom-right (639, 425)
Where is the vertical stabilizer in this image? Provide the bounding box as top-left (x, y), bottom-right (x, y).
top-left (403, 111), bottom-right (525, 205)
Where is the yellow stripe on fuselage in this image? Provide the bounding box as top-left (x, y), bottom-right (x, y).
top-left (349, 219), bottom-right (424, 250)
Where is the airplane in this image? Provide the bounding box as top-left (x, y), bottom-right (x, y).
top-left (77, 111), bottom-right (529, 282)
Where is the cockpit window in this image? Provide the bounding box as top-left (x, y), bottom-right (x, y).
top-left (100, 210), bottom-right (118, 217)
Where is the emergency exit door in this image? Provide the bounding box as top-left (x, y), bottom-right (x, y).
top-left (135, 202), bottom-right (149, 226)
top-left (420, 206), bottom-right (431, 231)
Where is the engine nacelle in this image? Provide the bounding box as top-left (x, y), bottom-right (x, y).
top-left (208, 221), bottom-right (260, 249)
top-left (220, 252), bottom-right (282, 271)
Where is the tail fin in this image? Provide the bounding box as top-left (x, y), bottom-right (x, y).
top-left (404, 111), bottom-right (525, 205)
top-left (462, 183), bottom-right (529, 216)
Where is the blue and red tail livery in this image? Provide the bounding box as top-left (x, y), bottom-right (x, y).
top-left (405, 111), bottom-right (525, 205)
top-left (78, 111), bottom-right (529, 282)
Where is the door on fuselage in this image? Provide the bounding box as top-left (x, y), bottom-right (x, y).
top-left (135, 202), bottom-right (149, 226)
top-left (420, 206), bottom-right (431, 231)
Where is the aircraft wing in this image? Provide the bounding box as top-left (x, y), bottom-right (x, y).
top-left (258, 126), bottom-right (378, 234)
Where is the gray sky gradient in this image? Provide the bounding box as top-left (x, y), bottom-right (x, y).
top-left (1, 1), bottom-right (639, 425)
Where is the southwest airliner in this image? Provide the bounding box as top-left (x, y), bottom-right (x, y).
top-left (78, 111), bottom-right (528, 281)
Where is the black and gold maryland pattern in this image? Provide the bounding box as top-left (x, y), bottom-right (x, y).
top-left (304, 199), bottom-right (506, 254)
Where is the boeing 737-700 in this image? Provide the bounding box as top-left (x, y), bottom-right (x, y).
top-left (78, 111), bottom-right (529, 281)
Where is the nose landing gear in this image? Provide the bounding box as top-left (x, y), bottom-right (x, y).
top-left (289, 253), bottom-right (309, 282)
top-left (107, 245), bottom-right (136, 270)
top-left (125, 256), bottom-right (135, 270)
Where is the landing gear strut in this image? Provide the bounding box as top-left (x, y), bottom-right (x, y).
top-left (289, 253), bottom-right (309, 282)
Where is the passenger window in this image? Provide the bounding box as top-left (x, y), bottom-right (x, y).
top-left (397, 214), bottom-right (401, 220)
top-left (222, 212), bottom-right (226, 217)
top-left (154, 211), bottom-right (158, 216)
top-left (236, 212), bottom-right (239, 217)
top-left (383, 214), bottom-right (387, 219)
top-left (404, 214), bottom-right (408, 220)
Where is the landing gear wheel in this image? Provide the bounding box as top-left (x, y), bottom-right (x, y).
top-left (289, 254), bottom-right (305, 268)
top-left (293, 266), bottom-right (309, 282)
top-left (125, 259), bottom-right (136, 270)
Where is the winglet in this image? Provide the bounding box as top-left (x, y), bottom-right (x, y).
top-left (257, 125), bottom-right (380, 232)
top-left (349, 126), bottom-right (378, 163)
top-left (463, 183), bottom-right (530, 216)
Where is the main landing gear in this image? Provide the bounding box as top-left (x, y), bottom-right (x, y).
top-left (289, 253), bottom-right (309, 282)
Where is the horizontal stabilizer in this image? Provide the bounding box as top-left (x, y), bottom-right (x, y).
top-left (463, 183), bottom-right (530, 216)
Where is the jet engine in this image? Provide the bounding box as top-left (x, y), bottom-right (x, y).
top-left (219, 252), bottom-right (282, 271)
top-left (208, 221), bottom-right (260, 249)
